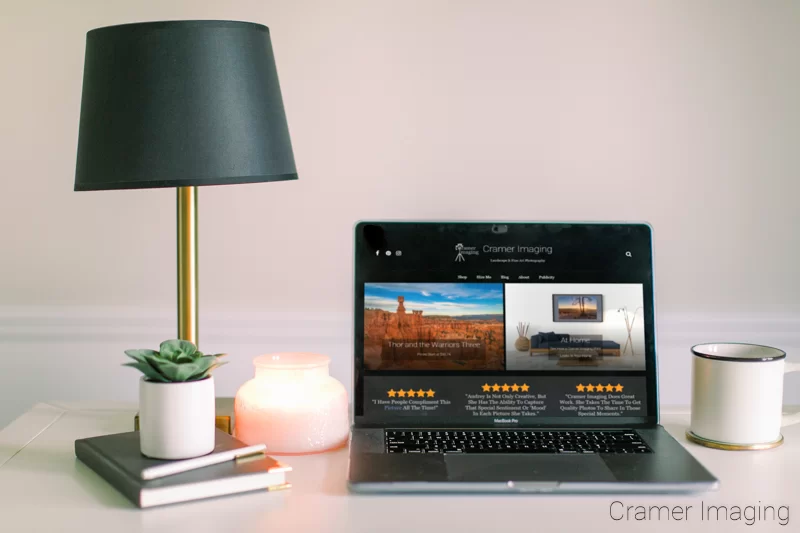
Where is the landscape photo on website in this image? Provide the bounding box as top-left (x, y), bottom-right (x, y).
top-left (505, 283), bottom-right (646, 371)
top-left (363, 283), bottom-right (505, 370)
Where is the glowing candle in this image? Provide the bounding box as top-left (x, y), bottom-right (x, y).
top-left (234, 353), bottom-right (349, 454)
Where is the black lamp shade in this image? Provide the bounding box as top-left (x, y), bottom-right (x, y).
top-left (75, 21), bottom-right (297, 191)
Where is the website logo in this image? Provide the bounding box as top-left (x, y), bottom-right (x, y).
top-left (454, 243), bottom-right (479, 262)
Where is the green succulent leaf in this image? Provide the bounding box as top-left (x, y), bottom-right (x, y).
top-left (190, 355), bottom-right (219, 377)
top-left (123, 362), bottom-right (170, 382)
top-left (124, 341), bottom-right (226, 383)
top-left (186, 361), bottom-right (227, 381)
top-left (207, 361), bottom-right (228, 373)
top-left (145, 356), bottom-right (185, 381)
top-left (159, 339), bottom-right (197, 360)
top-left (124, 349), bottom-right (158, 364)
top-left (173, 363), bottom-right (203, 382)
top-left (143, 352), bottom-right (173, 367)
top-left (139, 354), bottom-right (177, 380)
top-left (174, 352), bottom-right (197, 364)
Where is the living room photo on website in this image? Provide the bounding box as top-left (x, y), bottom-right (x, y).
top-left (505, 283), bottom-right (646, 371)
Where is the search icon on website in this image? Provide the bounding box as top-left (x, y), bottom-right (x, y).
top-left (625, 251), bottom-right (632, 258)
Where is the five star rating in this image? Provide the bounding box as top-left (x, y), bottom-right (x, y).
top-left (387, 388), bottom-right (435, 398)
top-left (385, 383), bottom-right (622, 397)
top-left (576, 383), bottom-right (624, 393)
top-left (481, 383), bottom-right (530, 393)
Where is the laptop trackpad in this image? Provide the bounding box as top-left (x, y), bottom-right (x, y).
top-left (444, 455), bottom-right (616, 482)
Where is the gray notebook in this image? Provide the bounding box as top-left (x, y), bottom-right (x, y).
top-left (75, 430), bottom-right (290, 508)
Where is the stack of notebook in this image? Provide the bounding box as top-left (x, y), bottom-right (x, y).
top-left (75, 430), bottom-right (290, 508)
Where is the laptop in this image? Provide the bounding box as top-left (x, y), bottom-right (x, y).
top-left (347, 221), bottom-right (718, 493)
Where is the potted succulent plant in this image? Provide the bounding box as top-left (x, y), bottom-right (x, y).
top-left (124, 340), bottom-right (227, 459)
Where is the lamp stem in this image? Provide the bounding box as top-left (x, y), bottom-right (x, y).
top-left (177, 186), bottom-right (199, 347)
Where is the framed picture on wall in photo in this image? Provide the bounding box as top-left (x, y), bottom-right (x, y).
top-left (552, 294), bottom-right (603, 322)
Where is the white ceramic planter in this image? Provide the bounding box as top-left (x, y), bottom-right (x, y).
top-left (139, 376), bottom-right (216, 459)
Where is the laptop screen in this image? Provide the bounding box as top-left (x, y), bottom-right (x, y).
top-left (354, 222), bottom-right (657, 427)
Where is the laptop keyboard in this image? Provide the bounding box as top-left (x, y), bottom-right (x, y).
top-left (386, 430), bottom-right (652, 454)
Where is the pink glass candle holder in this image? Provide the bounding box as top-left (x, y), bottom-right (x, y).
top-left (234, 353), bottom-right (349, 454)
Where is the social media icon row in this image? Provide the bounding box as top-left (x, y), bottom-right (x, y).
top-left (375, 250), bottom-right (402, 257)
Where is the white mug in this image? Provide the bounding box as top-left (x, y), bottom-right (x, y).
top-left (689, 343), bottom-right (800, 450)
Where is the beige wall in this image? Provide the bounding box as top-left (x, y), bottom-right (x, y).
top-left (1, 1), bottom-right (799, 426)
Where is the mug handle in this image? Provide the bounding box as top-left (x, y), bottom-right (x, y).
top-left (782, 363), bottom-right (800, 428)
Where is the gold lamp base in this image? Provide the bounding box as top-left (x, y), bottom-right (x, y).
top-left (177, 186), bottom-right (198, 346)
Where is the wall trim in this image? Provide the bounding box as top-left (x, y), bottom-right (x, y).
top-left (1, 306), bottom-right (798, 429)
top-left (0, 306), bottom-right (351, 344)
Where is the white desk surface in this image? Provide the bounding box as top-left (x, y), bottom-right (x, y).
top-left (1, 402), bottom-right (798, 533)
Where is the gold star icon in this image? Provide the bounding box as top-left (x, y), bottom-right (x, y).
top-left (407, 389), bottom-right (416, 397)
top-left (586, 384), bottom-right (595, 392)
top-left (397, 389), bottom-right (406, 397)
top-left (501, 383), bottom-right (510, 392)
top-left (388, 389), bottom-right (397, 397)
top-left (520, 384), bottom-right (530, 392)
top-left (492, 383), bottom-right (500, 392)
top-left (417, 389), bottom-right (425, 397)
top-left (426, 389), bottom-right (435, 397)
top-left (511, 384), bottom-right (520, 392)
top-left (595, 384), bottom-right (605, 392)
top-left (615, 384), bottom-right (624, 392)
top-left (606, 384), bottom-right (614, 392)
top-left (576, 384), bottom-right (585, 392)
top-left (482, 383), bottom-right (491, 392)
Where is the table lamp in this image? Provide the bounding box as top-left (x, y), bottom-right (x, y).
top-left (74, 21), bottom-right (297, 346)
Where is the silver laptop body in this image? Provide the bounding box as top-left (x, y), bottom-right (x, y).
top-left (348, 221), bottom-right (718, 493)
